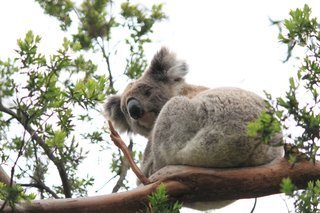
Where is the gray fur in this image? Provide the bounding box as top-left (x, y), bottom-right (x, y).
top-left (104, 47), bottom-right (283, 211)
top-left (146, 88), bottom-right (283, 176)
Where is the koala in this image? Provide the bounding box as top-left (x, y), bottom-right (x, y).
top-left (104, 47), bottom-right (283, 210)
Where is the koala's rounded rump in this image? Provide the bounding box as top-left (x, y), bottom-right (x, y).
top-left (150, 87), bottom-right (283, 175)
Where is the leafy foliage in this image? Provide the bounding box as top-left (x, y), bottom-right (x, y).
top-left (247, 108), bottom-right (282, 144)
top-left (274, 4), bottom-right (320, 163)
top-left (249, 4), bottom-right (320, 163)
top-left (146, 183), bottom-right (182, 213)
top-left (250, 4), bottom-right (320, 213)
top-left (0, 183), bottom-right (36, 209)
top-left (0, 30), bottom-right (103, 201)
top-left (281, 179), bottom-right (320, 213)
top-left (35, 0), bottom-right (74, 30)
top-left (278, 5), bottom-right (317, 62)
top-left (0, 0), bottom-right (165, 208)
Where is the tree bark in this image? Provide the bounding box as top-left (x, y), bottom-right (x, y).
top-left (1, 158), bottom-right (320, 212)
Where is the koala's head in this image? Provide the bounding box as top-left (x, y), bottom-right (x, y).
top-left (104, 47), bottom-right (188, 137)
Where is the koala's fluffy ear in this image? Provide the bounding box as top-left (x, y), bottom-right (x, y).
top-left (104, 95), bottom-right (131, 133)
top-left (147, 47), bottom-right (188, 82)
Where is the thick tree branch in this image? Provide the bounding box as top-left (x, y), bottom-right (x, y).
top-left (0, 101), bottom-right (72, 198)
top-left (1, 158), bottom-right (320, 212)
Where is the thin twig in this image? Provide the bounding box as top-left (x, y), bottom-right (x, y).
top-left (112, 140), bottom-right (133, 193)
top-left (0, 125), bottom-right (28, 211)
top-left (96, 39), bottom-right (115, 94)
top-left (9, 128), bottom-right (28, 188)
top-left (250, 198), bottom-right (257, 213)
top-left (108, 120), bottom-right (150, 185)
top-left (19, 180), bottom-right (60, 199)
top-left (95, 174), bottom-right (118, 193)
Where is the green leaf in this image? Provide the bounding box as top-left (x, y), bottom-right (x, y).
top-left (0, 183), bottom-right (36, 208)
top-left (46, 130), bottom-right (66, 148)
top-left (147, 183), bottom-right (182, 213)
top-left (289, 77), bottom-right (296, 89)
top-left (247, 111), bottom-right (282, 144)
top-left (280, 177), bottom-right (295, 195)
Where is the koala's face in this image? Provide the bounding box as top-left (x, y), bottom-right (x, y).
top-left (104, 47), bottom-right (188, 137)
top-left (118, 77), bottom-right (171, 136)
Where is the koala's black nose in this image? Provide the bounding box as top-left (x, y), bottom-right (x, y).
top-left (127, 98), bottom-right (144, 120)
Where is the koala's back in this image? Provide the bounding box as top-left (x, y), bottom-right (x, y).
top-left (150, 87), bottom-right (283, 174)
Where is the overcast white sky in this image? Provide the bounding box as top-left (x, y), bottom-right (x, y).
top-left (0, 0), bottom-right (319, 212)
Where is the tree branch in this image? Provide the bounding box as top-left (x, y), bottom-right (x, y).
top-left (108, 120), bottom-right (150, 185)
top-left (18, 182), bottom-right (60, 199)
top-left (97, 39), bottom-right (115, 94)
top-left (112, 141), bottom-right (132, 193)
top-left (1, 158), bottom-right (320, 212)
top-left (0, 101), bottom-right (72, 198)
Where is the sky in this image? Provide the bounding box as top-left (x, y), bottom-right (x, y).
top-left (0, 0), bottom-right (319, 212)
